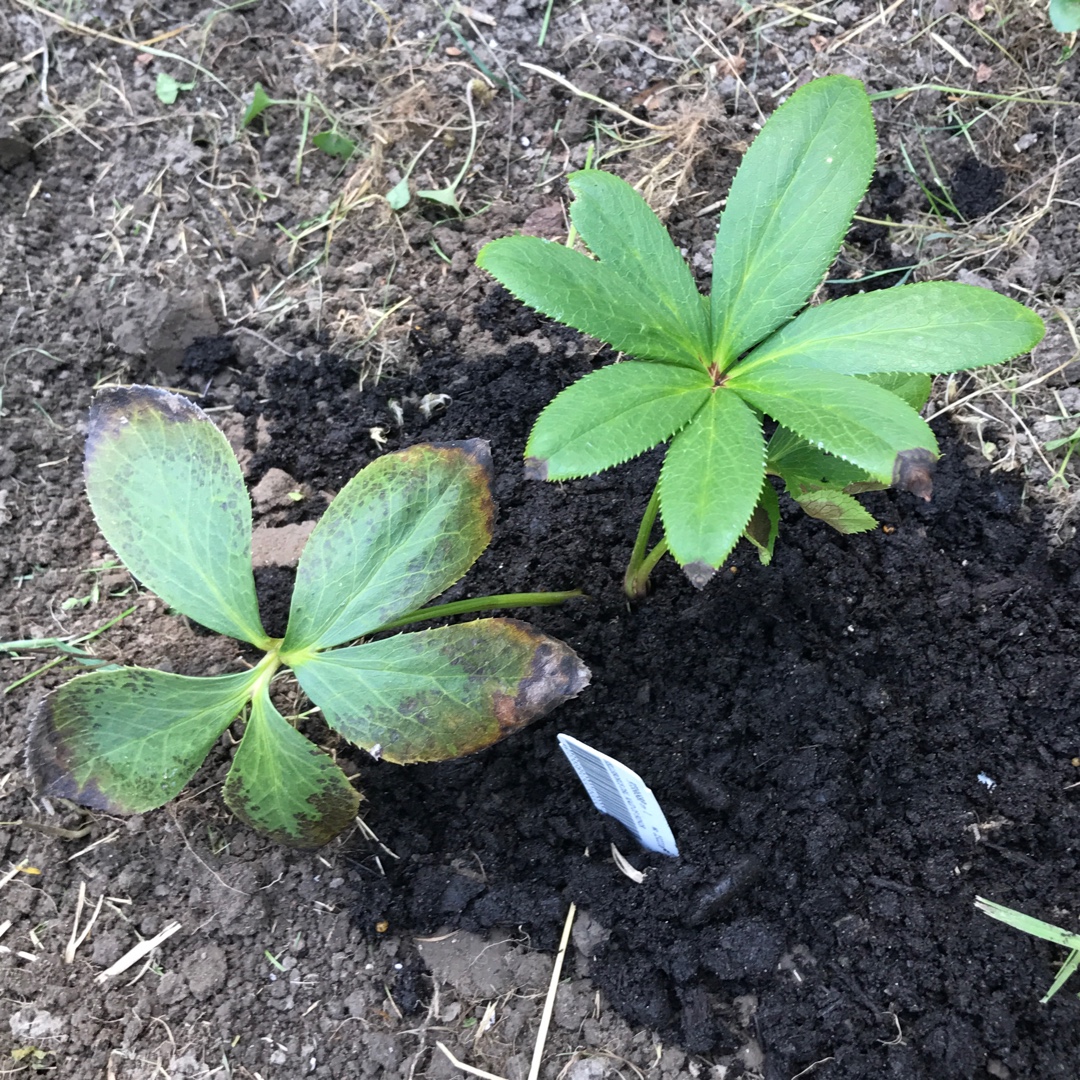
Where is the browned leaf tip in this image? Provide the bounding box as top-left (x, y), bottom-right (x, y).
top-left (491, 624), bottom-right (590, 736)
top-left (523, 456), bottom-right (549, 481)
top-left (892, 448), bottom-right (936, 502)
top-left (430, 437), bottom-right (493, 479)
top-left (25, 694), bottom-right (128, 814)
top-left (683, 561), bottom-right (717, 590)
top-left (86, 385), bottom-right (203, 470)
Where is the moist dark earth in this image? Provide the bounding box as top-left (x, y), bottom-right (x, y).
top-left (237, 304), bottom-right (1080, 1080)
top-left (3, 2), bottom-right (1080, 1079)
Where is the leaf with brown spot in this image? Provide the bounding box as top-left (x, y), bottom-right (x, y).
top-left (85, 386), bottom-right (269, 647)
top-left (289, 619), bottom-right (590, 763)
top-left (222, 683), bottom-right (360, 849)
top-left (282, 441), bottom-right (497, 652)
top-left (27, 668), bottom-right (256, 814)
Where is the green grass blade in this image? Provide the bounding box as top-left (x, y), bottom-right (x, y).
top-left (291, 620), bottom-right (590, 763)
top-left (738, 282), bottom-right (1046, 376)
top-left (282, 442), bottom-right (495, 652)
top-left (975, 897), bottom-right (1080, 950)
top-left (222, 683), bottom-right (360, 847)
top-left (729, 364), bottom-right (938, 489)
top-left (525, 363), bottom-right (711, 480)
top-left (85, 387), bottom-right (268, 646)
top-left (28, 667), bottom-right (254, 814)
top-left (477, 236), bottom-right (708, 370)
top-left (711, 75), bottom-right (876, 366)
top-left (659, 390), bottom-right (765, 585)
top-left (567, 170), bottom-right (710, 353)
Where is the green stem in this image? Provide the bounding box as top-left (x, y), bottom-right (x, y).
top-left (372, 590), bottom-right (584, 633)
top-left (624, 481), bottom-right (666, 599)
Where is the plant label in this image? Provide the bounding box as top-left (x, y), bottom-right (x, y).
top-left (557, 734), bottom-right (678, 857)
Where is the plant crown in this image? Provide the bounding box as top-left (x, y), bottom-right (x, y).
top-left (477, 75), bottom-right (1046, 594)
top-left (28, 387), bottom-right (588, 847)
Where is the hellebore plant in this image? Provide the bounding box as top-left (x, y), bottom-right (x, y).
top-left (477, 75), bottom-right (1046, 597)
top-left (29, 387), bottom-right (588, 847)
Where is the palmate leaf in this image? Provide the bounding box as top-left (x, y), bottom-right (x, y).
top-left (659, 390), bottom-right (766, 585)
top-left (85, 387), bottom-right (268, 646)
top-left (566, 170), bottom-right (710, 351)
top-left (711, 76), bottom-right (876, 366)
top-left (290, 619), bottom-right (590, 763)
top-left (223, 683), bottom-right (359, 848)
top-left (476, 236), bottom-right (707, 370)
top-left (525, 363), bottom-right (711, 480)
top-left (28, 668), bottom-right (255, 813)
top-left (728, 363), bottom-right (938, 490)
top-left (738, 281), bottom-right (1046, 376)
top-left (282, 441), bottom-right (496, 653)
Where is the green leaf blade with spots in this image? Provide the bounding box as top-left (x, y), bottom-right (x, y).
top-left (28, 668), bottom-right (255, 814)
top-left (282, 441), bottom-right (496, 652)
top-left (223, 684), bottom-right (360, 848)
top-left (84, 386), bottom-right (268, 646)
top-left (729, 364), bottom-right (938, 491)
top-left (290, 620), bottom-right (590, 763)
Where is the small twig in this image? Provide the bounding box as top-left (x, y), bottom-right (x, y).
top-left (435, 1043), bottom-right (508, 1080)
top-left (65, 881), bottom-right (105, 964)
top-left (95, 921), bottom-right (182, 984)
top-left (67, 829), bottom-right (121, 861)
top-left (518, 62), bottom-right (666, 131)
top-left (527, 903), bottom-right (576, 1080)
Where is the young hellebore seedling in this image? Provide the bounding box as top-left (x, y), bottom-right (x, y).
top-left (28, 387), bottom-right (589, 847)
top-left (477, 76), bottom-right (1046, 597)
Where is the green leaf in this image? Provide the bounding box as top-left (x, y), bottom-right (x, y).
top-left (290, 619), bottom-right (590, 763)
top-left (566, 170), bottom-right (710, 353)
top-left (793, 489), bottom-right (878, 534)
top-left (477, 236), bottom-right (708, 370)
top-left (711, 75), bottom-right (876, 366)
top-left (766, 427), bottom-right (872, 489)
top-left (85, 387), bottom-right (268, 646)
top-left (417, 186), bottom-right (462, 212)
top-left (729, 364), bottom-right (938, 491)
top-left (739, 282), bottom-right (1046, 376)
top-left (223, 683), bottom-right (360, 848)
top-left (858, 371), bottom-right (932, 411)
top-left (524, 363), bottom-right (711, 480)
top-left (28, 668), bottom-right (255, 814)
top-left (743, 481), bottom-right (780, 565)
top-left (1050, 0), bottom-right (1080, 32)
top-left (155, 72), bottom-right (195, 105)
top-left (243, 82), bottom-right (274, 127)
top-left (659, 389), bottom-right (765, 584)
top-left (386, 177), bottom-right (411, 210)
top-left (312, 131), bottom-right (357, 160)
top-left (281, 441), bottom-right (495, 652)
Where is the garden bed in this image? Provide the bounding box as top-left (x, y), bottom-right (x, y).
top-left (2, 2), bottom-right (1080, 1078)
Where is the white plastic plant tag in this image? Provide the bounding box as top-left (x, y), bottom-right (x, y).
top-left (557, 734), bottom-right (679, 857)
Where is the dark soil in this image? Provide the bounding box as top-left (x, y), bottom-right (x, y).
top-left (215, 293), bottom-right (1080, 1079)
top-left (4, 2), bottom-right (1080, 1078)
